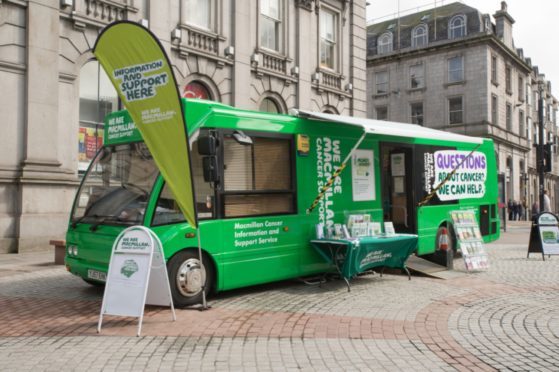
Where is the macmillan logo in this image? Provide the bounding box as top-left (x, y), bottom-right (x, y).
top-left (120, 259), bottom-right (139, 278)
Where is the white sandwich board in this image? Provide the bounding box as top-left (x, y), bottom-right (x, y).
top-left (97, 226), bottom-right (176, 336)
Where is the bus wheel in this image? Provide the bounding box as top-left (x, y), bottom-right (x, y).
top-left (168, 250), bottom-right (214, 308)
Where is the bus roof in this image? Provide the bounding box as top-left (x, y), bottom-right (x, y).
top-left (292, 110), bottom-right (483, 145)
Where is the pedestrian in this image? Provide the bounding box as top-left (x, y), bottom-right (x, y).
top-left (512, 200), bottom-right (518, 220)
top-left (507, 199), bottom-right (513, 221)
top-left (521, 198), bottom-right (527, 220)
top-left (543, 190), bottom-right (552, 212)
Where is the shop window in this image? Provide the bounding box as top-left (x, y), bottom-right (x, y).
top-left (260, 0), bottom-right (283, 52)
top-left (78, 60), bottom-right (119, 173)
top-left (182, 81), bottom-right (212, 99)
top-left (222, 135), bottom-right (295, 217)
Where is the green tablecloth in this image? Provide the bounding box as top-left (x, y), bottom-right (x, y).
top-left (310, 234), bottom-right (418, 280)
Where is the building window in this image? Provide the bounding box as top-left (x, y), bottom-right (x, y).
top-left (505, 66), bottom-right (512, 93)
top-left (411, 102), bottom-right (424, 125)
top-left (519, 110), bottom-right (525, 137)
top-left (319, 7), bottom-right (337, 69)
top-left (448, 96), bottom-right (463, 124)
top-left (376, 106), bottom-right (388, 120)
top-left (259, 97), bottom-right (280, 113)
top-left (78, 60), bottom-right (119, 173)
top-left (533, 123), bottom-right (538, 144)
top-left (260, 0), bottom-right (282, 52)
top-left (448, 55), bottom-right (464, 83)
top-left (375, 71), bottom-right (389, 94)
top-left (448, 15), bottom-right (466, 39)
top-left (185, 0), bottom-right (213, 30)
top-left (506, 103), bottom-right (512, 131)
top-left (377, 32), bottom-right (393, 54)
top-left (491, 94), bottom-right (498, 124)
top-left (182, 81), bottom-right (212, 99)
top-left (412, 24), bottom-right (428, 48)
top-left (410, 63), bottom-right (424, 89)
top-left (518, 76), bottom-right (524, 100)
top-left (491, 55), bottom-right (497, 83)
top-left (223, 134), bottom-right (295, 217)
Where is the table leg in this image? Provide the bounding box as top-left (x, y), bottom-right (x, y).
top-left (404, 267), bottom-right (411, 280)
top-left (343, 277), bottom-right (351, 292)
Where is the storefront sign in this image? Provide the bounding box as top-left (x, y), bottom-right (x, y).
top-left (434, 151), bottom-right (487, 201)
top-left (352, 149), bottom-right (375, 201)
top-left (98, 226), bottom-right (175, 336)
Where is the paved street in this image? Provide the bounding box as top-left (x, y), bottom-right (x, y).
top-left (1, 221), bottom-right (558, 371)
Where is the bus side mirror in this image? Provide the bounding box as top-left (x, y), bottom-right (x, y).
top-left (202, 156), bottom-right (219, 183)
top-left (198, 135), bottom-right (217, 156)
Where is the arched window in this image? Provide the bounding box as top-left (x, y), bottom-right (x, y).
top-left (377, 32), bottom-right (393, 54)
top-left (412, 24), bottom-right (428, 48)
top-left (448, 15), bottom-right (466, 39)
top-left (259, 97), bottom-right (280, 113)
top-left (182, 81), bottom-right (212, 100)
top-left (78, 60), bottom-right (118, 172)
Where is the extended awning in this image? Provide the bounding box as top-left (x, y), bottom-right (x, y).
top-left (291, 110), bottom-right (483, 145)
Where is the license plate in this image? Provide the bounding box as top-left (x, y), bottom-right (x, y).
top-left (87, 269), bottom-right (107, 282)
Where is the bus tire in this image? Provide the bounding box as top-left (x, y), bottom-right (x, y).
top-left (167, 250), bottom-right (214, 308)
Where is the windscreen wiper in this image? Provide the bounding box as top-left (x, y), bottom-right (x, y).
top-left (89, 215), bottom-right (125, 232)
top-left (71, 214), bottom-right (91, 229)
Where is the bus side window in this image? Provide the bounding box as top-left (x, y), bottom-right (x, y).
top-left (222, 135), bottom-right (295, 218)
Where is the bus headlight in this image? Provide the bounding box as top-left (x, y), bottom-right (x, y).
top-left (67, 245), bottom-right (78, 256)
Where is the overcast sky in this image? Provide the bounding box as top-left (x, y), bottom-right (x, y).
top-left (366, 0), bottom-right (559, 96)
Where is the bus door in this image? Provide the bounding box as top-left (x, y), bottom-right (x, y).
top-left (380, 144), bottom-right (416, 233)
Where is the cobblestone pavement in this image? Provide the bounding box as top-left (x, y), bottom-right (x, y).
top-left (1, 221), bottom-right (558, 371)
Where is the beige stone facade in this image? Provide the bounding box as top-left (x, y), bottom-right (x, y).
top-left (0, 0), bottom-right (367, 253)
top-left (366, 2), bottom-right (558, 219)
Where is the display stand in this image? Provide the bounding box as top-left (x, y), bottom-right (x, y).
top-left (450, 210), bottom-right (489, 271)
top-left (527, 212), bottom-right (559, 260)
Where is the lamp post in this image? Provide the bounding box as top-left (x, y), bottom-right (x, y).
top-left (538, 81), bottom-right (545, 213)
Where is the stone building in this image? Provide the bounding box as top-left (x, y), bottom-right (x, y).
top-left (366, 1), bottom-right (558, 218)
top-left (0, 0), bottom-right (367, 253)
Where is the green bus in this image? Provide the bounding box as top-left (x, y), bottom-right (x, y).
top-left (66, 99), bottom-right (499, 306)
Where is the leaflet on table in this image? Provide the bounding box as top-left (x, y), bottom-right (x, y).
top-left (315, 213), bottom-right (395, 239)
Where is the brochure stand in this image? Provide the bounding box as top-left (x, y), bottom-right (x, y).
top-left (527, 212), bottom-right (559, 260)
top-left (450, 210), bottom-right (489, 271)
top-left (98, 226), bottom-right (176, 336)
